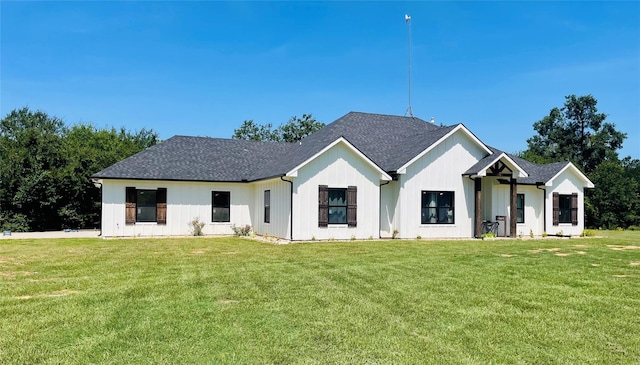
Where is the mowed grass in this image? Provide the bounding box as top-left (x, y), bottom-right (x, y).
top-left (1, 231), bottom-right (638, 364)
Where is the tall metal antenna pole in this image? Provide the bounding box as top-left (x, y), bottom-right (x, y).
top-left (405, 14), bottom-right (414, 117)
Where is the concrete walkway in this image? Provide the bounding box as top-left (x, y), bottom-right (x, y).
top-left (1, 230), bottom-right (101, 240)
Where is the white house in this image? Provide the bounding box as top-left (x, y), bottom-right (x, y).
top-left (91, 112), bottom-right (594, 240)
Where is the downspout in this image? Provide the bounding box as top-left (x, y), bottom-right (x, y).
top-left (536, 183), bottom-right (546, 234)
top-left (280, 176), bottom-right (293, 240)
top-left (379, 180), bottom-right (391, 239)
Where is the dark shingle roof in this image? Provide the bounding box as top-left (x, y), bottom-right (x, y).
top-left (463, 146), bottom-right (571, 185)
top-left (280, 112), bottom-right (455, 172)
top-left (92, 112), bottom-right (456, 182)
top-left (91, 136), bottom-right (293, 182)
top-left (91, 111), bottom-right (574, 184)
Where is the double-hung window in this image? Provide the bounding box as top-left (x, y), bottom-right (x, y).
top-left (212, 191), bottom-right (230, 222)
top-left (318, 185), bottom-right (357, 227)
top-left (421, 191), bottom-right (455, 224)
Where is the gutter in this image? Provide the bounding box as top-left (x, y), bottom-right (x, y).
top-left (280, 176), bottom-right (294, 241)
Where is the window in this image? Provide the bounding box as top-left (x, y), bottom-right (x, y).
top-left (137, 190), bottom-right (157, 222)
top-left (318, 185), bottom-right (357, 227)
top-left (212, 191), bottom-right (230, 222)
top-left (125, 187), bottom-right (166, 224)
top-left (553, 192), bottom-right (578, 226)
top-left (264, 190), bottom-right (270, 223)
top-left (516, 194), bottom-right (525, 223)
top-left (558, 195), bottom-right (572, 223)
top-left (328, 189), bottom-right (347, 224)
top-left (421, 191), bottom-right (454, 224)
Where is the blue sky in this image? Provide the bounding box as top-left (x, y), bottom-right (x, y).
top-left (2, 1), bottom-right (639, 158)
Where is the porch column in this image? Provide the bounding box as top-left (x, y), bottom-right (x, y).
top-left (475, 178), bottom-right (482, 238)
top-left (510, 177), bottom-right (517, 237)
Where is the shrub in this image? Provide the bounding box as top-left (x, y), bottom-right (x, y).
top-left (0, 213), bottom-right (30, 232)
top-left (188, 217), bottom-right (206, 236)
top-left (481, 233), bottom-right (495, 239)
top-left (556, 230), bottom-right (564, 237)
top-left (615, 227), bottom-right (624, 232)
top-left (581, 229), bottom-right (597, 237)
top-left (628, 225), bottom-right (639, 231)
top-left (529, 229), bottom-right (534, 238)
top-left (350, 235), bottom-right (356, 241)
top-left (232, 224), bottom-right (252, 236)
top-left (542, 231), bottom-right (548, 237)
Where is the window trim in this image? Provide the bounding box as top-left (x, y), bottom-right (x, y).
top-left (553, 192), bottom-right (578, 226)
top-left (328, 188), bottom-right (348, 225)
top-left (125, 187), bottom-right (166, 225)
top-left (318, 185), bottom-right (357, 227)
top-left (516, 193), bottom-right (525, 224)
top-left (264, 190), bottom-right (270, 224)
top-left (212, 191), bottom-right (231, 223)
top-left (558, 194), bottom-right (572, 224)
top-left (136, 189), bottom-right (157, 223)
top-left (421, 191), bottom-right (455, 224)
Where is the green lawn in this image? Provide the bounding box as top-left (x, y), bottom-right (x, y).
top-left (1, 231), bottom-right (638, 364)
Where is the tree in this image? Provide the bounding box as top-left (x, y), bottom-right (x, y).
top-left (279, 114), bottom-right (325, 143)
top-left (525, 95), bottom-right (626, 173)
top-left (0, 107), bottom-right (158, 232)
top-left (232, 114), bottom-right (324, 142)
top-left (587, 160), bottom-right (640, 229)
top-left (0, 107), bottom-right (66, 231)
top-left (57, 124), bottom-right (158, 229)
top-left (521, 95), bottom-right (639, 229)
top-left (232, 120), bottom-right (279, 141)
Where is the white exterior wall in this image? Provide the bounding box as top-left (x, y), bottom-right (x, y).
top-left (100, 179), bottom-right (253, 237)
top-left (380, 180), bottom-right (400, 238)
top-left (490, 183), bottom-right (544, 236)
top-left (546, 170), bottom-right (587, 236)
top-left (291, 142), bottom-right (382, 240)
top-left (251, 178), bottom-right (291, 239)
top-left (396, 130), bottom-right (487, 239)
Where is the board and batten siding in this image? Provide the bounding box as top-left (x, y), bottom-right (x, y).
top-left (395, 129), bottom-right (487, 239)
top-left (490, 183), bottom-right (544, 236)
top-left (100, 180), bottom-right (253, 237)
top-left (545, 169), bottom-right (586, 236)
top-left (291, 141), bottom-right (383, 240)
top-left (380, 180), bottom-right (400, 238)
top-left (251, 178), bottom-right (291, 239)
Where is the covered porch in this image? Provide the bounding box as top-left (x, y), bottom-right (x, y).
top-left (464, 153), bottom-right (529, 238)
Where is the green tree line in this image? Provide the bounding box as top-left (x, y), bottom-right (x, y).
top-left (0, 107), bottom-right (158, 232)
top-left (2, 99), bottom-right (637, 232)
top-left (232, 114), bottom-right (325, 142)
top-left (519, 95), bottom-right (640, 229)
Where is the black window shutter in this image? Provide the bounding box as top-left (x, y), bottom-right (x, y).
top-left (318, 185), bottom-right (328, 227)
top-left (571, 193), bottom-right (578, 226)
top-left (125, 187), bottom-right (136, 225)
top-left (347, 186), bottom-right (357, 227)
top-left (157, 188), bottom-right (167, 225)
top-left (552, 192), bottom-right (559, 226)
